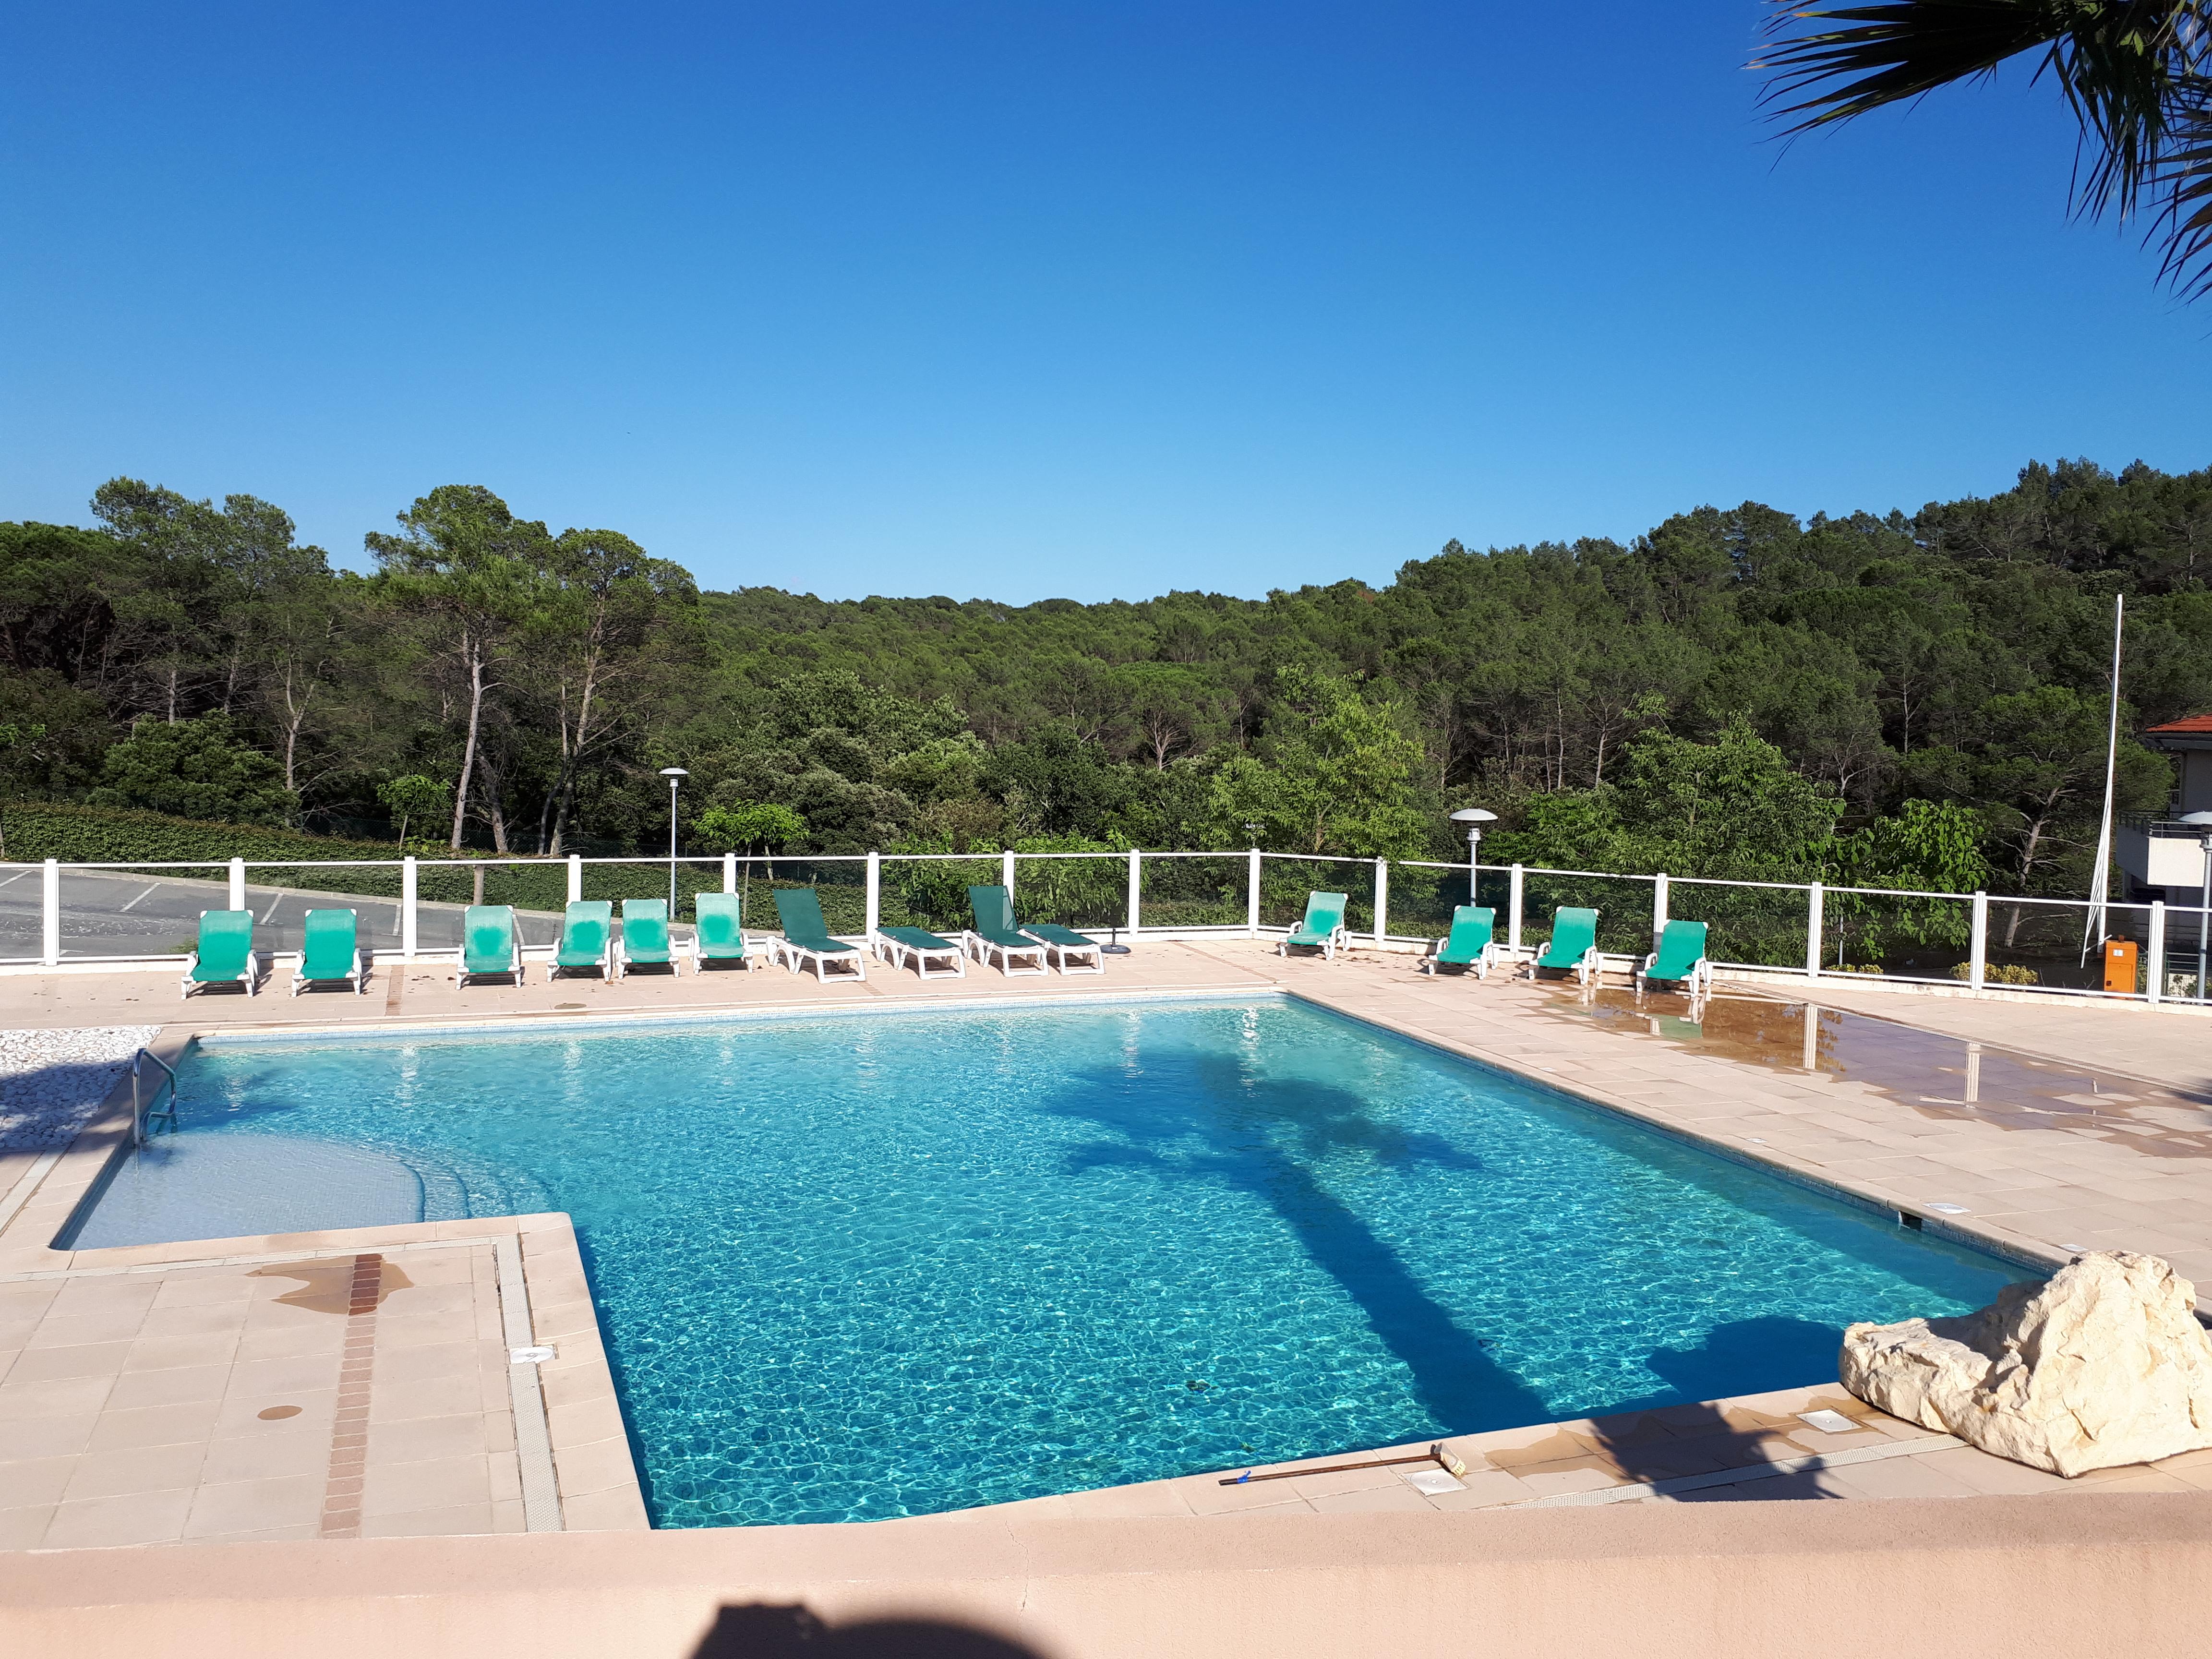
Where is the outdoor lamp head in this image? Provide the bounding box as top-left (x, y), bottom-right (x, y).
top-left (1449, 808), bottom-right (1497, 826)
top-left (660, 767), bottom-right (688, 781)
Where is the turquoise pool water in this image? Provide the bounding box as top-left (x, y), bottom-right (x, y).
top-left (74, 996), bottom-right (2022, 1525)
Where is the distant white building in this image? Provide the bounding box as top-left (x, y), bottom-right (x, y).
top-left (2117, 715), bottom-right (2212, 901)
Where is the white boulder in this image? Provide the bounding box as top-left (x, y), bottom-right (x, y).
top-left (1840, 1250), bottom-right (2212, 1477)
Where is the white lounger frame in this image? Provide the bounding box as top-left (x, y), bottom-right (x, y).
top-left (964, 931), bottom-right (1048, 976)
top-left (1025, 932), bottom-right (1103, 974)
top-left (871, 930), bottom-right (967, 979)
top-left (771, 936), bottom-right (868, 982)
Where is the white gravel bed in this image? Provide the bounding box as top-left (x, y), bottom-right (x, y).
top-left (0, 1025), bottom-right (163, 1152)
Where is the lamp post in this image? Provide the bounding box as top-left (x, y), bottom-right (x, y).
top-left (660, 767), bottom-right (688, 918)
top-left (1450, 807), bottom-right (1497, 907)
top-left (2183, 811), bottom-right (2212, 1001)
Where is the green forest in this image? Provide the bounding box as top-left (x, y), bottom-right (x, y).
top-left (5, 460), bottom-right (2210, 922)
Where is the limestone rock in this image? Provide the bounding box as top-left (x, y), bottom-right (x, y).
top-left (1839, 1250), bottom-right (2212, 1477)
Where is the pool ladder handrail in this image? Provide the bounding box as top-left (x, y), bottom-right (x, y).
top-left (132, 1048), bottom-right (180, 1147)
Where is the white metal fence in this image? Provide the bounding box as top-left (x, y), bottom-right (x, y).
top-left (0, 848), bottom-right (2199, 1006)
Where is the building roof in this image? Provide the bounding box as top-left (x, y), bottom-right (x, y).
top-left (2145, 715), bottom-right (2212, 734)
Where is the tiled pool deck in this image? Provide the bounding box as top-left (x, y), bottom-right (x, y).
top-left (3, 938), bottom-right (2211, 1549)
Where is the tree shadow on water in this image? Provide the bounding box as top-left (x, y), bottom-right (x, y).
top-left (692, 1603), bottom-right (1045, 1658)
top-left (1044, 1054), bottom-right (1550, 1433)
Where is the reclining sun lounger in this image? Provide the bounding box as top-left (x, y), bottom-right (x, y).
top-left (1276, 891), bottom-right (1349, 961)
top-left (770, 888), bottom-right (866, 982)
top-left (1638, 919), bottom-right (1712, 995)
top-left (293, 907), bottom-right (366, 995)
top-left (182, 909), bottom-right (258, 998)
top-left (456, 904), bottom-right (523, 987)
top-left (1423, 905), bottom-right (1498, 978)
top-left (617, 898), bottom-right (678, 978)
top-left (692, 891), bottom-right (755, 971)
top-left (551, 900), bottom-right (614, 981)
top-left (872, 924), bottom-right (967, 978)
top-left (965, 885), bottom-right (1048, 976)
top-left (1527, 906), bottom-right (1601, 985)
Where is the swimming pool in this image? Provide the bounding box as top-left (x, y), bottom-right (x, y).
top-left (72, 995), bottom-right (2022, 1525)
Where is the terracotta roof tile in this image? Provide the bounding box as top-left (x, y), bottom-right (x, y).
top-left (2145, 715), bottom-right (2212, 734)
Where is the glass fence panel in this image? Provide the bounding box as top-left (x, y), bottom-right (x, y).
top-left (1255, 855), bottom-right (1377, 934)
top-left (1669, 879), bottom-right (1811, 971)
top-left (573, 857), bottom-right (733, 926)
top-left (2160, 905), bottom-right (2212, 999)
top-left (1983, 897), bottom-right (2133, 992)
top-left (881, 855), bottom-right (1001, 936)
top-left (711, 857), bottom-right (870, 937)
top-left (57, 865), bottom-right (229, 959)
top-left (0, 865), bottom-right (44, 961)
top-left (1142, 854), bottom-right (1248, 930)
top-left (1385, 863), bottom-right (1467, 942)
top-left (1010, 855), bottom-right (1127, 931)
top-left (1819, 889), bottom-right (1969, 982)
top-left (1520, 871), bottom-right (1658, 959)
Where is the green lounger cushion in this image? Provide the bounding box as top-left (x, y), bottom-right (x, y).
top-left (556, 901), bottom-right (613, 968)
top-left (880, 924), bottom-right (959, 953)
top-left (299, 909), bottom-right (359, 982)
top-left (1022, 921), bottom-right (1097, 948)
top-left (1536, 907), bottom-right (1599, 969)
top-left (1646, 919), bottom-right (1709, 983)
top-left (694, 892), bottom-right (747, 960)
top-left (190, 910), bottom-right (255, 982)
top-left (773, 888), bottom-right (856, 953)
top-left (621, 899), bottom-right (673, 964)
top-left (1286, 892), bottom-right (1348, 947)
top-left (967, 885), bottom-right (1042, 950)
top-left (463, 905), bottom-right (518, 975)
top-left (1435, 905), bottom-right (1494, 966)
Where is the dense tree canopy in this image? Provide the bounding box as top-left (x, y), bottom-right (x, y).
top-left (6, 456), bottom-right (2210, 907)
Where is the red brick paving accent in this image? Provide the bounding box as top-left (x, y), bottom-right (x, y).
top-left (318, 1252), bottom-right (383, 1539)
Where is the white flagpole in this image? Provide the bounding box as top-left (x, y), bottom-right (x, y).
top-left (2083, 593), bottom-right (2124, 961)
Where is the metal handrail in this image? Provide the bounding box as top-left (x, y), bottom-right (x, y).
top-left (131, 1048), bottom-right (179, 1147)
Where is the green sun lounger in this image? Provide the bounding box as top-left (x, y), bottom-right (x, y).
top-left (872, 924), bottom-right (967, 978)
top-left (456, 904), bottom-right (523, 986)
top-left (1276, 891), bottom-right (1349, 961)
top-left (770, 888), bottom-right (866, 982)
top-left (965, 885), bottom-right (1048, 976)
top-left (1423, 905), bottom-right (1498, 978)
top-left (292, 908), bottom-right (366, 996)
top-left (1639, 919), bottom-right (1712, 994)
top-left (692, 891), bottom-right (755, 971)
top-left (617, 898), bottom-right (677, 978)
top-left (1528, 906), bottom-right (1602, 985)
top-left (182, 909), bottom-right (258, 999)
top-left (551, 900), bottom-right (614, 980)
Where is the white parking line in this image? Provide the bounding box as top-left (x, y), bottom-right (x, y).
top-left (259, 893), bottom-right (284, 923)
top-left (0, 872), bottom-right (24, 889)
top-left (119, 885), bottom-right (159, 913)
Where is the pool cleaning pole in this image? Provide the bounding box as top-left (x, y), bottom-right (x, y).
top-left (661, 767), bottom-right (688, 918)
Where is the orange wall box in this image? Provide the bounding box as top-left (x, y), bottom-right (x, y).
top-left (2104, 938), bottom-right (2139, 995)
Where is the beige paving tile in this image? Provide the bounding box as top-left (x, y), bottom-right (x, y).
top-left (0, 1503), bottom-right (54, 1549)
top-left (358, 1502), bottom-right (495, 1539)
top-left (551, 1433), bottom-right (637, 1499)
top-left (0, 1411), bottom-right (99, 1461)
top-left (0, 1376), bottom-right (115, 1422)
top-left (360, 1453), bottom-right (490, 1518)
top-left (61, 1439), bottom-right (205, 1501)
top-left (102, 1362), bottom-right (230, 1410)
top-left (366, 1412), bottom-right (491, 1467)
top-left (1820, 1457), bottom-right (1987, 1501)
top-left (42, 1485), bottom-right (193, 1548)
top-left (3, 1340), bottom-right (134, 1384)
top-left (1911, 1446), bottom-right (2072, 1496)
top-left (212, 1385), bottom-right (336, 1439)
top-left (120, 1331), bottom-right (243, 1374)
top-left (1308, 1482), bottom-right (1435, 1514)
top-left (227, 1353), bottom-right (342, 1398)
top-left (20, 1309), bottom-right (150, 1350)
top-left (198, 1427), bottom-right (329, 1485)
top-left (0, 1453), bottom-right (77, 1508)
top-left (369, 1372), bottom-right (484, 1425)
top-left (181, 1474), bottom-right (324, 1538)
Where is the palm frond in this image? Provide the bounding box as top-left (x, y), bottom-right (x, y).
top-left (1758, 1), bottom-right (2212, 287)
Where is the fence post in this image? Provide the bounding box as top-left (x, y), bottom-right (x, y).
top-left (1652, 872), bottom-right (1669, 953)
top-left (1508, 864), bottom-right (1524, 957)
top-left (1805, 882), bottom-right (1823, 980)
top-left (866, 852), bottom-right (881, 939)
top-left (40, 858), bottom-right (59, 967)
top-left (567, 854), bottom-right (583, 905)
top-left (2148, 900), bottom-right (2166, 1004)
top-left (1373, 859), bottom-right (1389, 949)
top-left (722, 853), bottom-right (736, 894)
top-left (1247, 848), bottom-right (1261, 938)
top-left (401, 856), bottom-right (418, 960)
top-left (228, 857), bottom-right (246, 911)
top-left (1969, 891), bottom-right (1988, 992)
top-left (1001, 848), bottom-right (1016, 899)
top-left (1127, 850), bottom-right (1142, 939)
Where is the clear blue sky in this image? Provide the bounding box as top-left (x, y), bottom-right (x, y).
top-left (1, 2), bottom-right (2202, 603)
